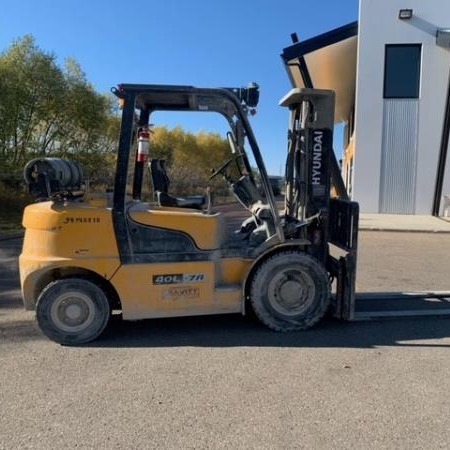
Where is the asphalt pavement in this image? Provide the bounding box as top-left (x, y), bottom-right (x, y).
top-left (2, 231), bottom-right (450, 449)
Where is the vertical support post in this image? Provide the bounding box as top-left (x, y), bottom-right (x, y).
top-left (433, 70), bottom-right (450, 216)
top-left (113, 91), bottom-right (136, 263)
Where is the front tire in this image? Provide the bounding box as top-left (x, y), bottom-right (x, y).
top-left (36, 278), bottom-right (110, 345)
top-left (249, 251), bottom-right (330, 331)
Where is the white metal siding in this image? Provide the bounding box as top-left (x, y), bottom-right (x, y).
top-left (354, 0), bottom-right (450, 214)
top-left (379, 99), bottom-right (419, 213)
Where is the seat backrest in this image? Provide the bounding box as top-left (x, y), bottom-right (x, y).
top-left (150, 159), bottom-right (170, 194)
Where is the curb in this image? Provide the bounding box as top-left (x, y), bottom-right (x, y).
top-left (359, 227), bottom-right (450, 233)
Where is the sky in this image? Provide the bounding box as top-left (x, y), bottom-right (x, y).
top-left (0, 0), bottom-right (358, 175)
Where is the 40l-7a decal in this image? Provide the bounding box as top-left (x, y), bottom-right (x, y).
top-left (152, 273), bottom-right (206, 285)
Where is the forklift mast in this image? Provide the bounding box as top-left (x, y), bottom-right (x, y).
top-left (280, 88), bottom-right (334, 263)
top-left (280, 88), bottom-right (359, 320)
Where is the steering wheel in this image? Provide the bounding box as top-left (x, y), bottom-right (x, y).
top-left (209, 158), bottom-right (234, 180)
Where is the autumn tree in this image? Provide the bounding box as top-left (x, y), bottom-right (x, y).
top-left (149, 126), bottom-right (231, 196)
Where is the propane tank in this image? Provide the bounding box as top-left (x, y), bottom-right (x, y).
top-left (23, 157), bottom-right (85, 199)
top-left (137, 129), bottom-right (150, 162)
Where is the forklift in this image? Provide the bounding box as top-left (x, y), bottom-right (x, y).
top-left (19, 84), bottom-right (358, 345)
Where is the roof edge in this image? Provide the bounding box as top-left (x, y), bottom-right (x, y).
top-left (281, 21), bottom-right (358, 62)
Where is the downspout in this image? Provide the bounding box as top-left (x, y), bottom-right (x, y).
top-left (432, 62), bottom-right (450, 216)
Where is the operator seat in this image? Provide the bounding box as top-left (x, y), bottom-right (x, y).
top-left (149, 159), bottom-right (206, 210)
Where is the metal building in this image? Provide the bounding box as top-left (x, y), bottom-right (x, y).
top-left (281, 0), bottom-right (450, 215)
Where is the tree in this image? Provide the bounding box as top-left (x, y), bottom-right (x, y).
top-left (149, 126), bottom-right (231, 196)
top-left (0, 35), bottom-right (120, 185)
top-left (0, 35), bottom-right (66, 171)
top-left (0, 34), bottom-right (233, 200)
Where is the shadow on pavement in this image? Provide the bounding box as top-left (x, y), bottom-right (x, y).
top-left (87, 313), bottom-right (450, 350)
top-left (2, 303), bottom-right (450, 348)
top-left (0, 318), bottom-right (42, 340)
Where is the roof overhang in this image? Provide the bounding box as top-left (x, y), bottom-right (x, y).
top-left (281, 22), bottom-right (358, 123)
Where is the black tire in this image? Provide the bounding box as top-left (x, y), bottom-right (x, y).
top-left (249, 251), bottom-right (330, 331)
top-left (36, 278), bottom-right (110, 345)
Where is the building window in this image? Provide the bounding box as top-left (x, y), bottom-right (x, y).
top-left (384, 44), bottom-right (421, 99)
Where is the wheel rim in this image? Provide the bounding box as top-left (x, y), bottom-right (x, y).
top-left (267, 268), bottom-right (316, 317)
top-left (50, 291), bottom-right (96, 333)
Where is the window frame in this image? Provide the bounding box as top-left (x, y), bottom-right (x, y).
top-left (383, 44), bottom-right (422, 99)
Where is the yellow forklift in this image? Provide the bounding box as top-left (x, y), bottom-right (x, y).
top-left (19, 84), bottom-right (358, 344)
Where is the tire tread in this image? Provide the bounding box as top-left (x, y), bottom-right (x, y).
top-left (249, 251), bottom-right (330, 332)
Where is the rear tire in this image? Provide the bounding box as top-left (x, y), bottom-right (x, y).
top-left (249, 251), bottom-right (330, 331)
top-left (36, 278), bottom-right (110, 345)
